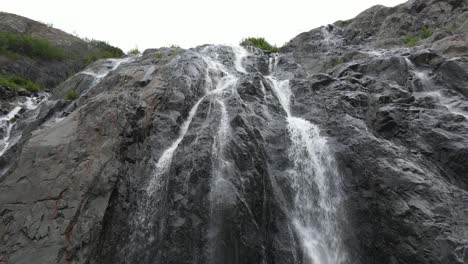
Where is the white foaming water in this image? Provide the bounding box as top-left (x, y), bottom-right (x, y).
top-left (416, 91), bottom-right (468, 119)
top-left (268, 57), bottom-right (346, 264)
top-left (146, 46), bottom-right (248, 195)
top-left (0, 97), bottom-right (45, 156)
top-left (405, 57), bottom-right (468, 119)
top-left (79, 55), bottom-right (138, 93)
top-left (268, 53), bottom-right (279, 74)
top-left (321, 26), bottom-right (343, 47)
top-left (232, 45), bottom-right (249, 74)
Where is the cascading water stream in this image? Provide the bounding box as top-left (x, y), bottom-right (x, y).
top-left (146, 47), bottom-right (243, 194)
top-left (130, 45), bottom-right (347, 263)
top-left (0, 96), bottom-right (47, 157)
top-left (267, 55), bottom-right (346, 264)
top-left (405, 57), bottom-right (468, 119)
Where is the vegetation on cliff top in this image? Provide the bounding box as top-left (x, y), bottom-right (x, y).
top-left (0, 32), bottom-right (65, 60)
top-left (85, 40), bottom-right (125, 63)
top-left (240, 37), bottom-right (279, 52)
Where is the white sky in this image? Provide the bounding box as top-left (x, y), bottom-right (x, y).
top-left (1, 0), bottom-right (406, 52)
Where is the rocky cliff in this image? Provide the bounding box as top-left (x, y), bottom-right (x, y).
top-left (0, 12), bottom-right (124, 90)
top-left (1, 0), bottom-right (467, 263)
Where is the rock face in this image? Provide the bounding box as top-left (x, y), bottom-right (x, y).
top-left (0, 12), bottom-right (123, 89)
top-left (1, 0), bottom-right (468, 263)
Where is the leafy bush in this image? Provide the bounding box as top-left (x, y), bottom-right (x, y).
top-left (240, 37), bottom-right (279, 52)
top-left (0, 76), bottom-right (42, 92)
top-left (65, 89), bottom-right (79, 100)
top-left (0, 32), bottom-right (65, 60)
top-left (404, 36), bottom-right (418, 47)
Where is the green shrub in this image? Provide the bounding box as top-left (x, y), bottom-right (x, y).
top-left (419, 27), bottom-right (433, 39)
top-left (404, 36), bottom-right (418, 47)
top-left (240, 37), bottom-right (279, 52)
top-left (128, 47), bottom-right (140, 55)
top-left (0, 32), bottom-right (65, 60)
top-left (89, 40), bottom-right (124, 57)
top-left (65, 89), bottom-right (79, 100)
top-left (403, 26), bottom-right (433, 47)
top-left (0, 76), bottom-right (42, 92)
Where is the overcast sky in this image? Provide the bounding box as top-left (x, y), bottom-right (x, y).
top-left (1, 0), bottom-right (406, 52)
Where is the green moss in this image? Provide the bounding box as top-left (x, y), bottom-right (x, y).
top-left (331, 57), bottom-right (345, 66)
top-left (404, 36), bottom-right (418, 47)
top-left (0, 32), bottom-right (65, 60)
top-left (65, 89), bottom-right (79, 100)
top-left (0, 76), bottom-right (43, 92)
top-left (240, 37), bottom-right (279, 52)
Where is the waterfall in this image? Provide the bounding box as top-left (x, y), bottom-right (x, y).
top-left (268, 60), bottom-right (346, 264)
top-left (131, 45), bottom-right (347, 263)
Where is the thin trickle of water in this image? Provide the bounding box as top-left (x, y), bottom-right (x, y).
top-left (146, 96), bottom-right (205, 194)
top-left (147, 46), bottom-right (248, 195)
top-left (268, 53), bottom-right (279, 74)
top-left (405, 57), bottom-right (468, 119)
top-left (268, 55), bottom-right (346, 264)
top-left (80, 56), bottom-right (138, 93)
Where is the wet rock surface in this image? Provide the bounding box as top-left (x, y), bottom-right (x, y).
top-left (1, 0), bottom-right (468, 263)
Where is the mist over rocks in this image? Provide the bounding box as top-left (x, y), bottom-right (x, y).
top-left (1, 0), bottom-right (468, 263)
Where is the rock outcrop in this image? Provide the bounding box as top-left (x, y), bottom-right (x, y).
top-left (0, 0), bottom-right (467, 263)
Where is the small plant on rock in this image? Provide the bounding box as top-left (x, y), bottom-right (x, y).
top-left (419, 26), bottom-right (433, 39)
top-left (404, 36), bottom-right (418, 47)
top-left (154, 52), bottom-right (165, 59)
top-left (65, 89), bottom-right (79, 100)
